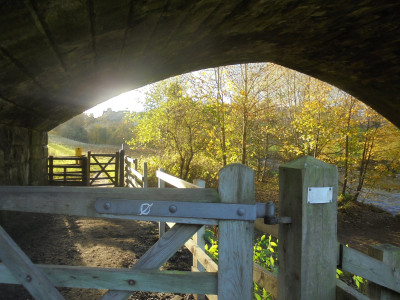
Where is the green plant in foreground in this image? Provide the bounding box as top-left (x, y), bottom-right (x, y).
top-left (204, 229), bottom-right (219, 263)
top-left (204, 231), bottom-right (365, 299)
top-left (204, 230), bottom-right (276, 299)
top-left (253, 234), bottom-right (278, 273)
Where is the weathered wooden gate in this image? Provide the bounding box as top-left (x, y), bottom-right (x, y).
top-left (0, 164), bottom-right (259, 300)
top-left (88, 151), bottom-right (121, 187)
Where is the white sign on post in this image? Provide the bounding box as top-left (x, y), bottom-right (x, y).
top-left (307, 187), bottom-right (333, 204)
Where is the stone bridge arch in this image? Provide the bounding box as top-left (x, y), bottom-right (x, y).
top-left (0, 0), bottom-right (399, 185)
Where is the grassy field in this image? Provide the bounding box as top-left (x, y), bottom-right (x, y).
top-left (48, 134), bottom-right (122, 156)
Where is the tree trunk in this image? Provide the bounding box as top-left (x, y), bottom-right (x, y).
top-left (241, 113), bottom-right (247, 165)
top-left (261, 133), bottom-right (269, 182)
top-left (353, 136), bottom-right (374, 201)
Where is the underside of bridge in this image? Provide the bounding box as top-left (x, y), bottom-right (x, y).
top-left (0, 0), bottom-right (399, 185)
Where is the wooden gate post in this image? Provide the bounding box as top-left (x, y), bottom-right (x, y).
top-left (367, 244), bottom-right (400, 299)
top-left (278, 156), bottom-right (338, 300)
top-left (143, 162), bottom-right (148, 188)
top-left (115, 151), bottom-right (120, 187)
top-left (192, 179), bottom-right (206, 300)
top-left (81, 156), bottom-right (89, 186)
top-left (48, 156), bottom-right (54, 184)
top-left (158, 167), bottom-right (166, 238)
top-left (119, 148), bottom-right (125, 187)
top-left (218, 164), bottom-right (254, 300)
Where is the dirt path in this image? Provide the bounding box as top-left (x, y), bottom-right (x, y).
top-left (0, 212), bottom-right (193, 300)
top-left (0, 202), bottom-right (399, 299)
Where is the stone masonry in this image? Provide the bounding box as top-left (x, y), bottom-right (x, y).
top-left (0, 125), bottom-right (47, 186)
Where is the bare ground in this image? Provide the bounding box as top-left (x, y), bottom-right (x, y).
top-left (0, 213), bottom-right (194, 300)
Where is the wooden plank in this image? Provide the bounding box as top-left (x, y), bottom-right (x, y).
top-left (125, 178), bottom-right (136, 188)
top-left (119, 149), bottom-right (124, 187)
top-left (0, 226), bottom-right (64, 300)
top-left (367, 244), bottom-right (400, 299)
top-left (184, 224), bottom-right (279, 298)
top-left (254, 219), bottom-right (279, 238)
top-left (156, 170), bottom-right (200, 188)
top-left (336, 278), bottom-right (370, 300)
top-left (192, 179), bottom-right (206, 300)
top-left (253, 264), bottom-right (277, 298)
top-left (0, 263), bottom-right (217, 295)
top-left (0, 186), bottom-right (220, 224)
top-left (90, 154), bottom-right (117, 157)
top-left (130, 168), bottom-right (144, 181)
top-left (143, 162), bottom-right (148, 188)
top-left (52, 165), bottom-right (83, 168)
top-left (342, 245), bottom-right (400, 293)
top-left (51, 156), bottom-right (85, 160)
top-left (218, 164), bottom-right (254, 300)
top-left (185, 238), bottom-right (218, 273)
top-left (278, 156), bottom-right (338, 300)
top-left (125, 156), bottom-right (136, 164)
top-left (101, 223), bottom-right (203, 300)
top-left (191, 266), bottom-right (218, 300)
top-left (115, 151), bottom-right (120, 188)
top-left (158, 168), bottom-right (167, 238)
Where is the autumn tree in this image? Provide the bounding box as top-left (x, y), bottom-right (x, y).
top-left (127, 77), bottom-right (207, 180)
top-left (227, 64), bottom-right (269, 165)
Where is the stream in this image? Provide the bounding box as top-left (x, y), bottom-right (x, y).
top-left (358, 189), bottom-right (400, 215)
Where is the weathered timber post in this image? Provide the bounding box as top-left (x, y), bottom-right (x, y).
top-left (115, 151), bottom-right (119, 187)
top-left (368, 244), bottom-right (400, 299)
top-left (278, 156), bottom-right (338, 300)
top-left (119, 148), bottom-right (125, 187)
top-left (158, 167), bottom-right (166, 238)
top-left (193, 178), bottom-right (206, 300)
top-left (143, 162), bottom-right (148, 188)
top-left (48, 156), bottom-right (54, 184)
top-left (218, 163), bottom-right (254, 300)
top-left (81, 156), bottom-right (89, 186)
top-left (87, 151), bottom-right (91, 186)
top-left (133, 158), bottom-right (139, 187)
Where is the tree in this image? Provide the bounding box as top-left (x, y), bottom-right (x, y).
top-left (227, 64), bottom-right (269, 165)
top-left (127, 77), bottom-right (208, 180)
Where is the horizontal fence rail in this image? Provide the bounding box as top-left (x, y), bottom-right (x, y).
top-left (255, 221), bottom-right (400, 299)
top-left (0, 186), bottom-right (221, 225)
top-left (0, 263), bottom-right (217, 294)
top-left (48, 156), bottom-right (88, 186)
top-left (125, 157), bottom-right (147, 188)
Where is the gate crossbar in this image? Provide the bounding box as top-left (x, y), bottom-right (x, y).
top-left (0, 186), bottom-right (221, 225)
top-left (0, 263), bottom-right (217, 294)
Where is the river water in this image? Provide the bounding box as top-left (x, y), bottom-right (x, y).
top-left (358, 189), bottom-right (400, 215)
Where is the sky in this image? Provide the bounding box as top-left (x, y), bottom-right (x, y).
top-left (84, 87), bottom-right (147, 118)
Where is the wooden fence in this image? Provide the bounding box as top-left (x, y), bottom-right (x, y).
top-left (155, 158), bottom-right (400, 300)
top-left (48, 150), bottom-right (125, 187)
top-left (48, 155), bottom-right (89, 186)
top-left (124, 156), bottom-right (148, 188)
top-left (2, 156), bottom-right (399, 299)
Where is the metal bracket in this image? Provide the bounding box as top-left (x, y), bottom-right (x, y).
top-left (94, 199), bottom-right (285, 222)
top-left (262, 201), bottom-right (292, 225)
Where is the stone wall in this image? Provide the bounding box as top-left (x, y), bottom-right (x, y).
top-left (0, 124), bottom-right (48, 186)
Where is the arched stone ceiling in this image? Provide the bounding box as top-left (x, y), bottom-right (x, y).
top-left (1, 0), bottom-right (399, 131)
